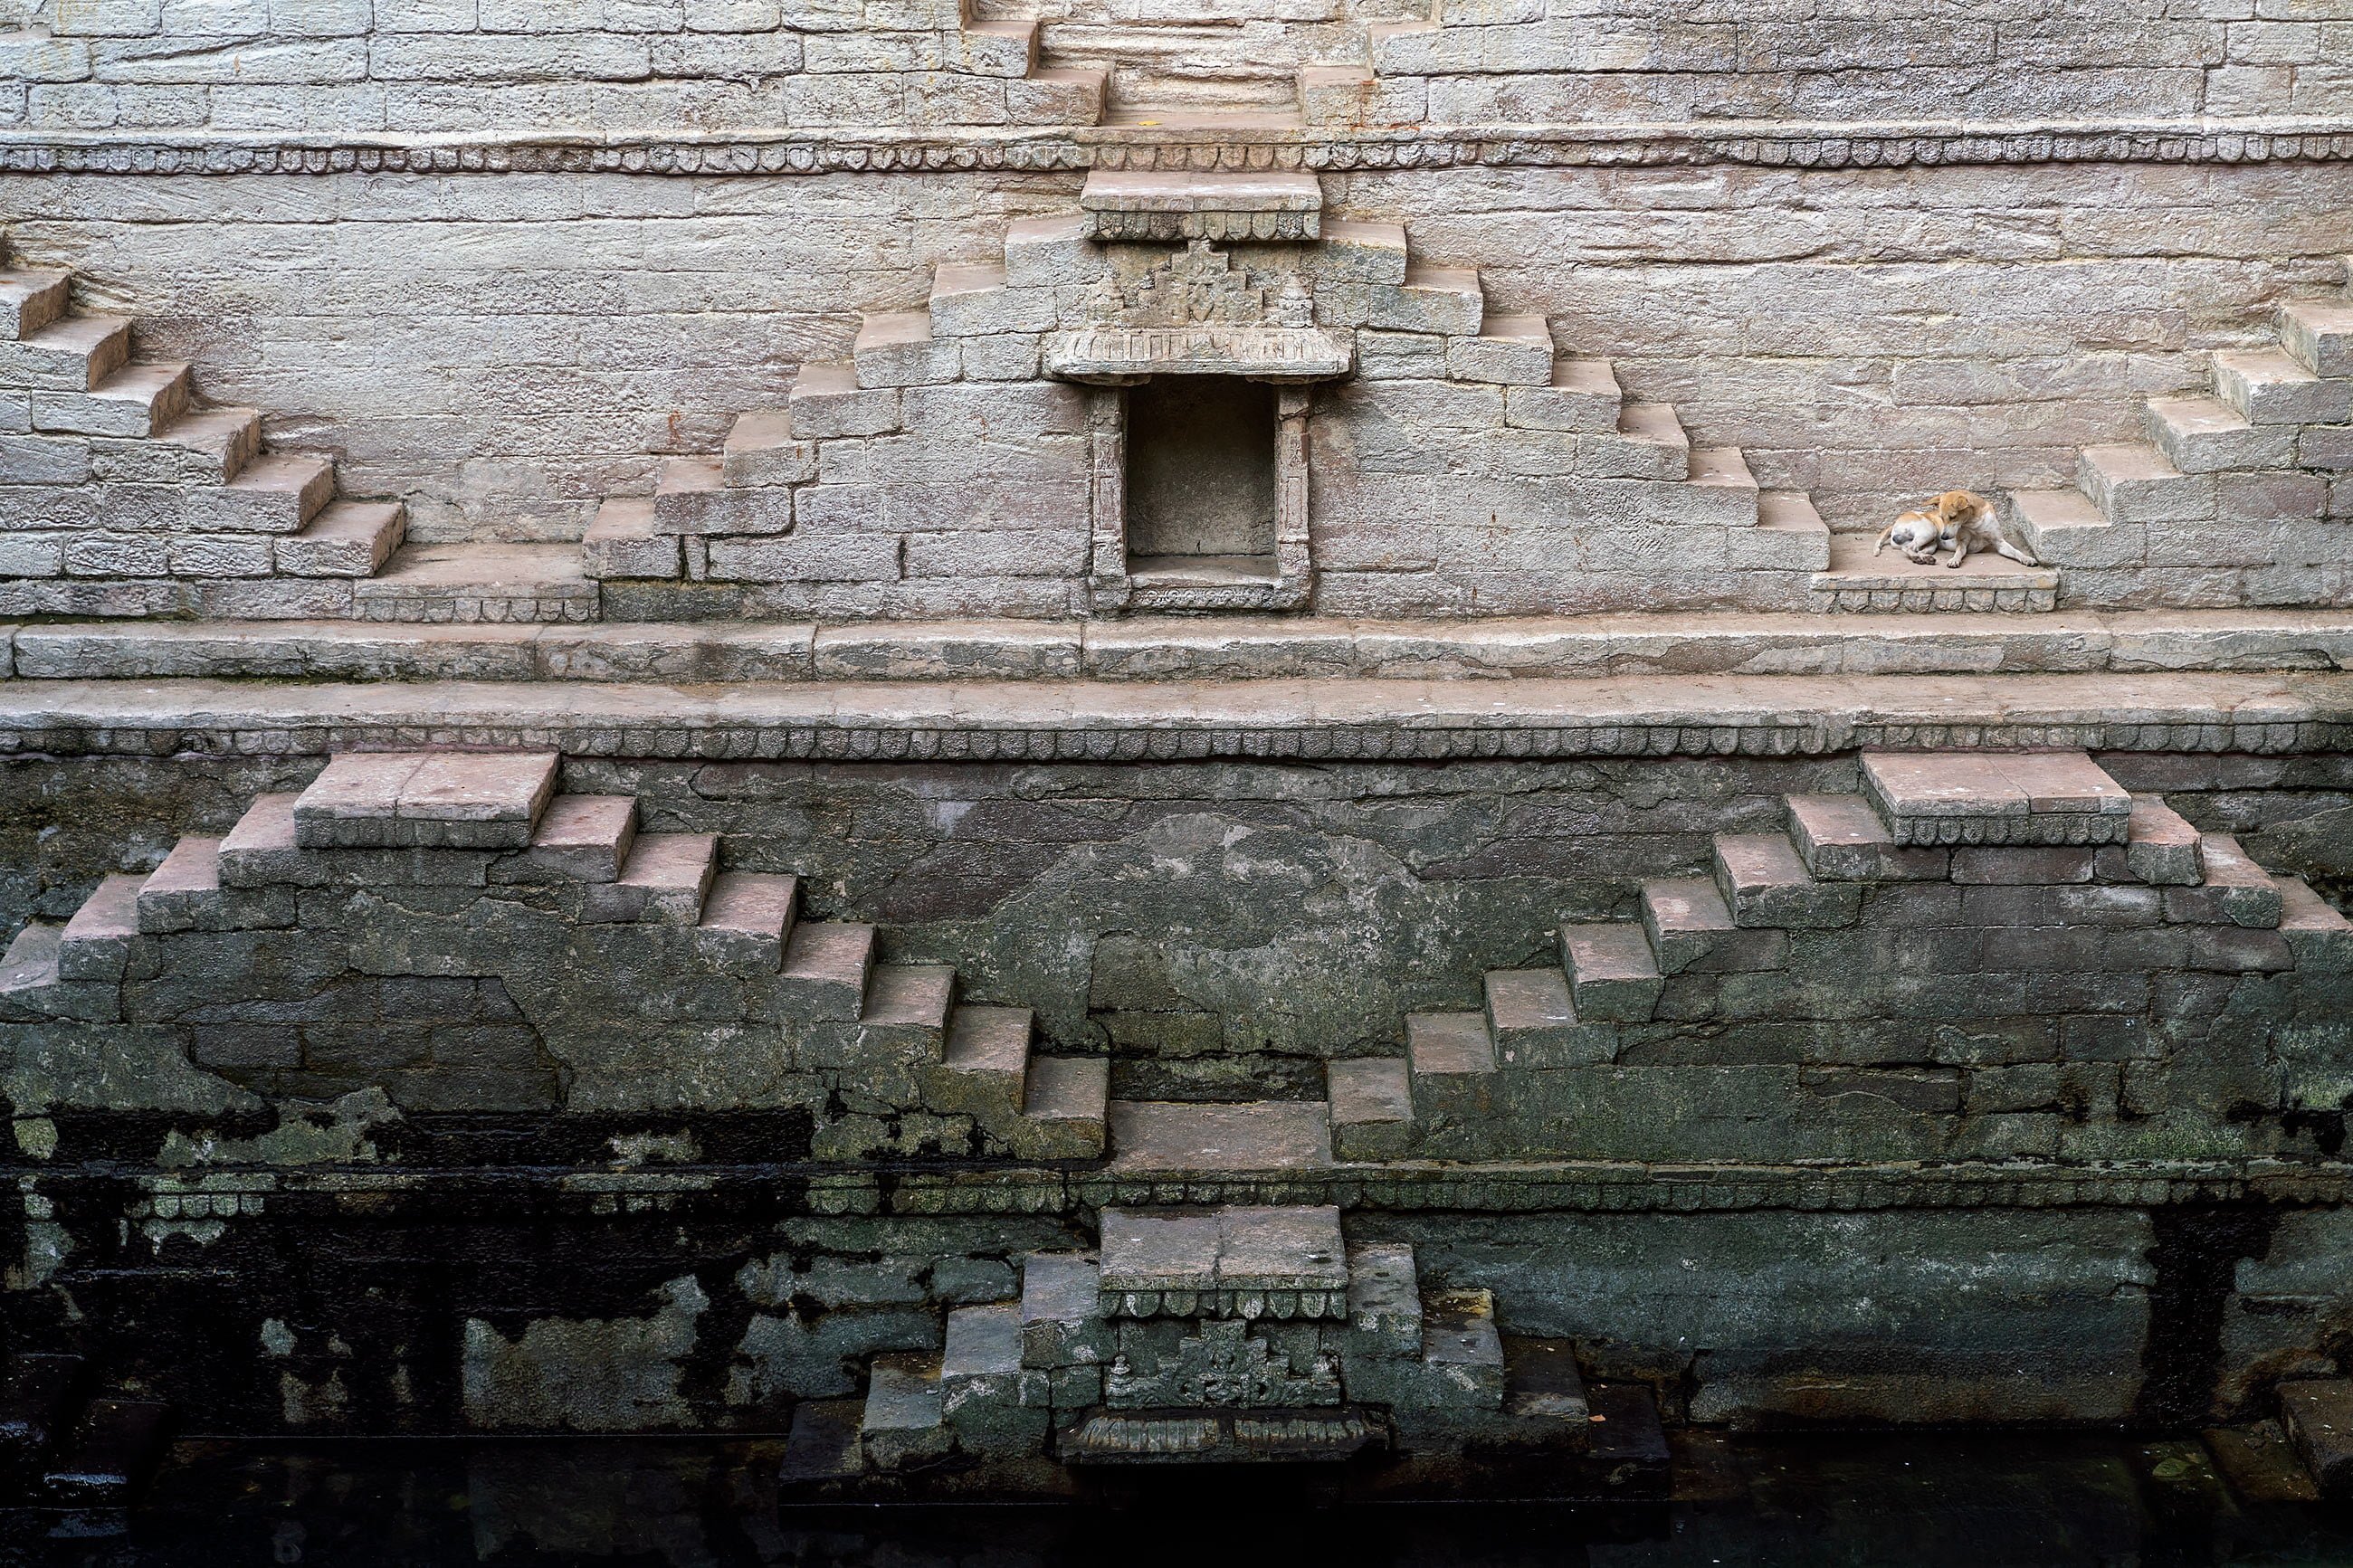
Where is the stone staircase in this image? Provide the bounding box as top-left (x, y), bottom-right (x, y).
top-left (0, 750), bottom-right (1107, 1163)
top-left (2008, 276), bottom-right (2353, 611)
top-left (585, 167), bottom-right (1831, 617)
top-left (1330, 749), bottom-right (2353, 1162)
top-left (0, 242), bottom-right (407, 620)
top-left (783, 1202), bottom-right (1631, 1480)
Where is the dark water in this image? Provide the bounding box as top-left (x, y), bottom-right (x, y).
top-left (7, 1431), bottom-right (2353, 1568)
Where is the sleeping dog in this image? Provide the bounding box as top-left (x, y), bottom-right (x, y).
top-left (1874, 490), bottom-right (2040, 569)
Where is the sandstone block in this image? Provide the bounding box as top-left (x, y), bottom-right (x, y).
top-left (1329, 1057), bottom-right (1414, 1161)
top-left (581, 499), bottom-right (681, 580)
top-left (2079, 443), bottom-right (2215, 526)
top-left (1711, 833), bottom-right (1861, 929)
top-left (789, 362), bottom-right (901, 440)
top-left (2147, 394), bottom-right (2298, 475)
top-left (721, 410), bottom-right (818, 488)
top-left (1558, 922), bottom-right (1660, 1022)
top-left (776, 920), bottom-right (876, 1021)
top-left (854, 311), bottom-right (960, 389)
top-left (293, 751), bottom-right (558, 851)
top-left (1445, 314), bottom-right (1552, 386)
top-left (2163, 835), bottom-right (2284, 929)
top-left (580, 832), bottom-right (717, 925)
top-left (2126, 796), bottom-right (2204, 886)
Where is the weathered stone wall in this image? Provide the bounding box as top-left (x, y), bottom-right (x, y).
top-left (4, 157), bottom-right (2348, 540)
top-left (0, 0), bottom-right (2340, 132)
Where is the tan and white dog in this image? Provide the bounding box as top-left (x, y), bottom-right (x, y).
top-left (1874, 490), bottom-right (2039, 569)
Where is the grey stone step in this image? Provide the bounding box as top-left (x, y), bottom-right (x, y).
top-left (2213, 347), bottom-right (2353, 426)
top-left (1503, 1336), bottom-right (1591, 1421)
top-left (582, 498), bottom-right (678, 581)
top-left (354, 542), bottom-right (600, 625)
top-left (505, 794), bottom-right (636, 883)
top-left (2166, 834), bottom-right (2284, 929)
top-left (1744, 491), bottom-right (1833, 572)
top-left (1686, 444), bottom-right (1758, 521)
top-left (1448, 312), bottom-right (1552, 387)
top-left (1405, 1010), bottom-right (1494, 1077)
top-left (720, 409), bottom-right (814, 489)
top-left (0, 922), bottom-right (64, 1005)
top-left (2145, 394), bottom-right (2297, 474)
top-left (581, 832), bottom-right (719, 925)
top-left (777, 919), bottom-right (877, 1020)
top-left (941, 1302), bottom-right (1023, 1383)
top-left (860, 1352), bottom-right (948, 1473)
top-left (0, 313), bottom-right (131, 391)
top-left (1710, 832), bottom-right (1862, 929)
top-left (2007, 489), bottom-right (2130, 570)
top-left (853, 310), bottom-right (958, 389)
top-left (1010, 66), bottom-right (1105, 128)
top-left (2078, 442), bottom-right (2213, 526)
top-left (1023, 1055), bottom-right (1109, 1131)
top-left (1591, 401), bottom-right (1689, 482)
top-left (275, 499), bottom-right (405, 579)
top-left (2277, 876), bottom-right (2353, 970)
top-left (2278, 1378), bottom-right (2353, 1498)
top-left (1558, 922), bottom-right (1661, 1022)
top-left (1346, 1242), bottom-right (1423, 1356)
top-left (1481, 966), bottom-right (1582, 1061)
top-left (0, 267), bottom-right (73, 340)
top-left (1326, 1057), bottom-right (1413, 1161)
top-left (118, 405), bottom-right (263, 486)
top-left (787, 360), bottom-right (900, 441)
top-left (135, 835), bottom-right (223, 934)
top-left (29, 360), bottom-right (191, 438)
top-left (1807, 532), bottom-right (2060, 614)
top-left (293, 751), bottom-right (560, 851)
top-left (1018, 1252), bottom-right (1108, 1370)
top-left (940, 1306), bottom-right (1028, 1449)
top-left (1099, 1204), bottom-right (1346, 1316)
top-left (957, 15), bottom-right (1035, 75)
top-left (651, 456), bottom-right (793, 537)
top-left (1638, 876), bottom-right (1792, 972)
top-left (2280, 299), bottom-right (2353, 378)
top-left (2125, 795), bottom-right (2203, 887)
top-left (57, 872), bottom-right (145, 982)
top-left (943, 1003), bottom-right (1034, 1110)
top-left (1862, 751), bottom-right (2134, 849)
top-left (1503, 356), bottom-right (1622, 433)
top-left (186, 451), bottom-right (337, 535)
top-left (696, 870), bottom-right (800, 972)
top-left (1784, 794), bottom-right (1950, 882)
top-left (859, 963), bottom-right (956, 1058)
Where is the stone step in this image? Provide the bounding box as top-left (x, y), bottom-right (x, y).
top-left (1078, 168), bottom-right (1323, 243)
top-left (1557, 921), bottom-right (1662, 1022)
top-left (57, 873), bottom-right (145, 983)
top-left (513, 794), bottom-right (638, 883)
top-left (0, 313), bottom-right (132, 392)
top-left (2077, 442), bottom-right (2212, 527)
top-left (2169, 834), bottom-right (2285, 929)
top-left (1418, 1287), bottom-right (1505, 1409)
top-left (124, 404), bottom-right (263, 486)
top-left (926, 260), bottom-right (1053, 339)
top-left (582, 832), bottom-right (719, 926)
top-left (788, 360), bottom-right (900, 441)
top-left (1326, 1057), bottom-right (1412, 1161)
top-left (1744, 491), bottom-right (1833, 572)
top-left (354, 542), bottom-right (599, 625)
top-left (1405, 1010), bottom-right (1494, 1130)
top-left (188, 451), bottom-right (337, 535)
top-left (2125, 795), bottom-right (2203, 887)
top-left (1105, 1099), bottom-right (1334, 1174)
top-left (276, 499), bottom-right (405, 579)
top-left (1807, 532), bottom-right (2059, 614)
top-left (942, 1003), bottom-right (1034, 1112)
top-left (1018, 1251), bottom-right (1106, 1371)
top-left (0, 922), bottom-right (64, 1006)
top-left (2277, 876), bottom-right (2353, 970)
top-left (719, 409), bottom-right (814, 489)
top-left (1503, 356), bottom-right (1621, 434)
top-left (1389, 265), bottom-right (1484, 337)
top-left (1012, 65), bottom-right (1106, 127)
top-left (777, 1399), bottom-right (864, 1485)
top-left (1347, 1242), bottom-right (1424, 1355)
top-left (696, 870), bottom-right (801, 973)
top-left (776, 920), bottom-right (877, 1021)
top-left (1784, 794), bottom-right (1949, 882)
top-left (1603, 401), bottom-right (1691, 482)
top-left (44, 1395), bottom-right (170, 1506)
top-left (2279, 299), bottom-right (2353, 379)
top-left (1098, 1204), bottom-right (1347, 1317)
top-left (2213, 347), bottom-right (2353, 427)
top-left (581, 498), bottom-right (677, 581)
top-left (938, 1303), bottom-right (1025, 1449)
top-left (860, 1352), bottom-right (949, 1473)
top-left (1481, 966), bottom-right (1585, 1064)
top-left (1687, 445), bottom-right (1758, 519)
top-left (1710, 832), bottom-right (1862, 929)
top-left (1639, 875), bottom-right (1794, 972)
top-left (135, 835), bottom-right (220, 935)
top-left (2008, 489), bottom-right (2133, 570)
top-left (1503, 1336), bottom-right (1590, 1421)
top-left (958, 15), bottom-right (1036, 76)
top-left (1447, 312), bottom-right (1552, 387)
top-left (651, 456), bottom-right (793, 537)
top-left (859, 963), bottom-right (957, 1060)
top-left (29, 360), bottom-right (191, 439)
top-left (2145, 394), bottom-right (2297, 475)
top-left (292, 751), bottom-right (560, 851)
top-left (853, 310), bottom-right (958, 390)
top-left (0, 267), bottom-right (73, 340)
top-left (1019, 1056), bottom-right (1110, 1158)
top-left (1861, 751), bottom-right (2134, 849)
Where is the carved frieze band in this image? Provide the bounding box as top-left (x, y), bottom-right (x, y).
top-left (4, 121), bottom-right (2352, 177)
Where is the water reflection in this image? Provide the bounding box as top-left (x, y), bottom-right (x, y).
top-left (5, 1431), bottom-right (2353, 1567)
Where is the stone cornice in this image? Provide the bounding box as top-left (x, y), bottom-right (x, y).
top-left (3, 117), bottom-right (2352, 176)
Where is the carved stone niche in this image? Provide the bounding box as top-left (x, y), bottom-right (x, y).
top-left (1049, 242), bottom-right (1348, 615)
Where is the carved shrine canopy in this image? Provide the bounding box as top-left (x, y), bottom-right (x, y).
top-left (1046, 240), bottom-right (1354, 382)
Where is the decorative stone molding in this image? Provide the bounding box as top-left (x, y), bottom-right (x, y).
top-left (5, 119), bottom-right (2353, 178)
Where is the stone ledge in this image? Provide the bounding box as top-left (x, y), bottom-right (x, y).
top-left (15, 1158), bottom-right (2348, 1216)
top-left (0, 671), bottom-right (2346, 760)
top-left (5, 609), bottom-right (2350, 687)
top-left (2, 117), bottom-right (2350, 177)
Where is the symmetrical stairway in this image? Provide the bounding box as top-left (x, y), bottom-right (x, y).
top-left (0, 750), bottom-right (1107, 1163)
top-left (1331, 749), bottom-right (2353, 1162)
top-left (2010, 276), bottom-right (2353, 610)
top-left (0, 242), bottom-right (407, 619)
